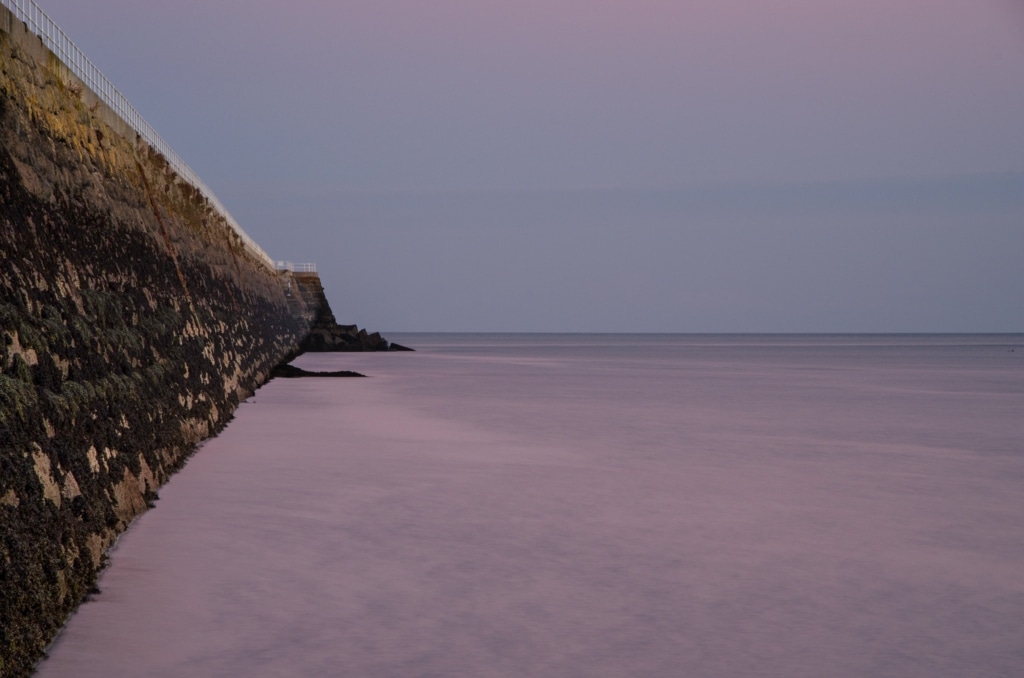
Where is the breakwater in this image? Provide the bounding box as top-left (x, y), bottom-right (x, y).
top-left (0, 5), bottom-right (377, 674)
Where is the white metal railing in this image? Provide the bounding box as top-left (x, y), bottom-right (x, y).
top-left (0, 0), bottom-right (275, 270)
top-left (275, 261), bottom-right (317, 273)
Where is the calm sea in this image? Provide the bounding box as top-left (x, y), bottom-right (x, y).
top-left (38, 334), bottom-right (1024, 677)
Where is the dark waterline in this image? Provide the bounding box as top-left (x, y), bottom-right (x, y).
top-left (39, 334), bottom-right (1024, 677)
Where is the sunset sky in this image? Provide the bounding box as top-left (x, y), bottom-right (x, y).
top-left (38, 0), bottom-right (1024, 331)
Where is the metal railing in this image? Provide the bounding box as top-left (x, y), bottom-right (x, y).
top-left (0, 0), bottom-right (275, 270)
top-left (275, 261), bottom-right (317, 273)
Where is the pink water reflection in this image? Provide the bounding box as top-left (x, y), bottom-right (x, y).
top-left (39, 335), bottom-right (1024, 677)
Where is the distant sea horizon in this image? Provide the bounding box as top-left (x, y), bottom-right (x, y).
top-left (385, 330), bottom-right (1024, 336)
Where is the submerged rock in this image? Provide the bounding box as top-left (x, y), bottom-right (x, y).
top-left (270, 364), bottom-right (366, 378)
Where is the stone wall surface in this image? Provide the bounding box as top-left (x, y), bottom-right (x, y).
top-left (0, 14), bottom-right (320, 676)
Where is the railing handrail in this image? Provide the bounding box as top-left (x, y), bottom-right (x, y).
top-left (275, 261), bottom-right (317, 273)
top-left (0, 0), bottom-right (275, 270)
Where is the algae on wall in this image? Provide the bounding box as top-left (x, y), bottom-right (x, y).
top-left (0, 19), bottom-right (315, 677)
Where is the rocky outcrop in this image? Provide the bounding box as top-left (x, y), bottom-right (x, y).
top-left (293, 272), bottom-right (392, 352)
top-left (0, 18), bottom-right (322, 676)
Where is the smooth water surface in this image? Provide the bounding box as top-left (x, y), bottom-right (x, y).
top-left (39, 335), bottom-right (1024, 677)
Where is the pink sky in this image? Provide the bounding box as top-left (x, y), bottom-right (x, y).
top-left (40, 0), bottom-right (1024, 190)
top-left (32, 0), bottom-right (1024, 331)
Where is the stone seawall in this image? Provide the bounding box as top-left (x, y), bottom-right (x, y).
top-left (0, 12), bottom-right (319, 675)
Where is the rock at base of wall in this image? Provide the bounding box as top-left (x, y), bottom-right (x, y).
top-left (289, 274), bottom-right (395, 352)
top-left (301, 323), bottom-right (391, 352)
